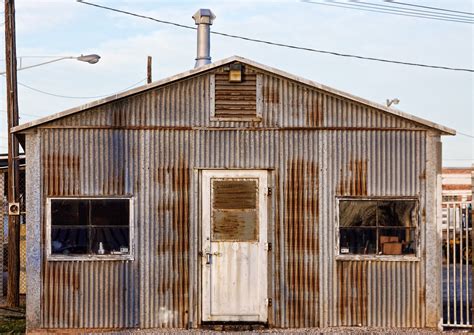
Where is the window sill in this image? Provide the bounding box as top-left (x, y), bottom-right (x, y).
top-left (47, 254), bottom-right (134, 262)
top-left (336, 254), bottom-right (419, 262)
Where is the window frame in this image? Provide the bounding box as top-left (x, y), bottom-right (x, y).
top-left (46, 196), bottom-right (134, 261)
top-left (335, 196), bottom-right (420, 262)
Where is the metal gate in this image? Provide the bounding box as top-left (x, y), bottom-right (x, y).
top-left (442, 203), bottom-right (472, 328)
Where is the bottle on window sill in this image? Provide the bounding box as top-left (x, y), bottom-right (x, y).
top-left (98, 242), bottom-right (105, 255)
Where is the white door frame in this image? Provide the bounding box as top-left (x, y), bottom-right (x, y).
top-left (201, 169), bottom-right (268, 322)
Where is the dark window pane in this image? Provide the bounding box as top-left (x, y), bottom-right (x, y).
top-left (213, 180), bottom-right (257, 209)
top-left (51, 199), bottom-right (88, 226)
top-left (379, 228), bottom-right (416, 255)
top-left (378, 201), bottom-right (416, 227)
top-left (91, 227), bottom-right (129, 254)
top-left (339, 200), bottom-right (377, 227)
top-left (340, 228), bottom-right (377, 255)
top-left (51, 228), bottom-right (88, 255)
top-left (90, 199), bottom-right (129, 226)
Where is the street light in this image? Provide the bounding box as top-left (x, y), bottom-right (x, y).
top-left (0, 54), bottom-right (101, 75)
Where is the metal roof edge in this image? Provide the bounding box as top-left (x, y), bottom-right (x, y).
top-left (12, 55), bottom-right (455, 135)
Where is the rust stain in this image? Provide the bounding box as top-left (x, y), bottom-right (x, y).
top-left (263, 85), bottom-right (280, 103)
top-left (306, 93), bottom-right (323, 127)
top-left (162, 159), bottom-right (190, 327)
top-left (338, 159), bottom-right (368, 196)
top-left (111, 102), bottom-right (126, 127)
top-left (284, 159), bottom-right (319, 327)
top-left (44, 152), bottom-right (80, 197)
top-left (213, 180), bottom-right (257, 209)
top-left (337, 261), bottom-right (368, 326)
top-left (419, 169), bottom-right (426, 180)
top-left (212, 210), bottom-right (258, 241)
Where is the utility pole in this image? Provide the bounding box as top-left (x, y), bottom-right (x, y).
top-left (5, 0), bottom-right (20, 308)
top-left (147, 56), bottom-right (152, 84)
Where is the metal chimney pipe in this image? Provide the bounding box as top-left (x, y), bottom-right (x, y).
top-left (192, 9), bottom-right (215, 68)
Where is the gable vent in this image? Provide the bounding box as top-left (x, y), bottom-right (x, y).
top-left (211, 64), bottom-right (260, 121)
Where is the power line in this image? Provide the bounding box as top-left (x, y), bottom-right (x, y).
top-left (457, 131), bottom-right (474, 139)
top-left (0, 110), bottom-right (42, 118)
top-left (76, 0), bottom-right (474, 73)
top-left (345, 1), bottom-right (474, 23)
top-left (386, 1), bottom-right (474, 17)
top-left (302, 0), bottom-right (473, 24)
top-left (16, 78), bottom-right (147, 99)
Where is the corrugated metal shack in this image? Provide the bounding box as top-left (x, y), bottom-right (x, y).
top-left (13, 56), bottom-right (454, 332)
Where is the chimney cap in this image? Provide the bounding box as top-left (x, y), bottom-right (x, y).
top-left (193, 9), bottom-right (216, 25)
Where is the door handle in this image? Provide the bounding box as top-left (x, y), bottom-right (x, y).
top-left (204, 251), bottom-right (221, 265)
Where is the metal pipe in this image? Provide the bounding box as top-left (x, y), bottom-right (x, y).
top-left (454, 205), bottom-right (457, 325)
top-left (447, 205), bottom-right (451, 325)
top-left (192, 9), bottom-right (215, 68)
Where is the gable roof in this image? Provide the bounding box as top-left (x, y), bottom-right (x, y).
top-left (12, 55), bottom-right (455, 135)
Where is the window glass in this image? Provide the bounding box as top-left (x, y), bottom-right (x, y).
top-left (339, 199), bottom-right (417, 256)
top-left (90, 199), bottom-right (129, 226)
top-left (51, 200), bottom-right (88, 226)
top-left (50, 198), bottom-right (130, 256)
top-left (91, 227), bottom-right (130, 254)
top-left (51, 227), bottom-right (88, 255)
top-left (339, 200), bottom-right (376, 227)
top-left (377, 201), bottom-right (416, 227)
top-left (340, 228), bottom-right (377, 255)
top-left (379, 228), bottom-right (416, 255)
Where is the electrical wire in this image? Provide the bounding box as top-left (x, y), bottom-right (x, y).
top-left (15, 78), bottom-right (147, 99)
top-left (302, 0), bottom-right (473, 24)
top-left (0, 110), bottom-right (42, 118)
top-left (76, 0), bottom-right (474, 73)
top-left (360, 1), bottom-right (474, 20)
top-left (457, 131), bottom-right (474, 139)
top-left (386, 1), bottom-right (474, 17)
top-left (343, 1), bottom-right (474, 22)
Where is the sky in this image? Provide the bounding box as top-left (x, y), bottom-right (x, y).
top-left (0, 0), bottom-right (472, 166)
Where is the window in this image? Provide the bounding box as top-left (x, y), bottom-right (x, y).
top-left (338, 199), bottom-right (418, 256)
top-left (48, 198), bottom-right (132, 259)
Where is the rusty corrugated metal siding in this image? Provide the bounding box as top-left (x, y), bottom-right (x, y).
top-left (337, 261), bottom-right (423, 327)
top-left (50, 67), bottom-right (420, 130)
top-left (35, 65), bottom-right (430, 329)
top-left (320, 130), bottom-right (426, 327)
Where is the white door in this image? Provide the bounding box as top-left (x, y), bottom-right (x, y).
top-left (202, 170), bottom-right (268, 322)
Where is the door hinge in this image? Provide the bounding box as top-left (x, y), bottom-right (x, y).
top-left (265, 242), bottom-right (272, 251)
top-left (267, 187), bottom-right (272, 196)
top-left (266, 298), bottom-right (272, 307)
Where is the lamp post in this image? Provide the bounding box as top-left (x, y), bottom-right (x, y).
top-left (2, 46), bottom-right (100, 306)
top-left (0, 54), bottom-right (101, 75)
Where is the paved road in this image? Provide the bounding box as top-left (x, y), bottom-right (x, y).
top-left (443, 263), bottom-right (472, 326)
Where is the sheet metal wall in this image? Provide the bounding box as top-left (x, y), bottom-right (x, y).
top-left (33, 67), bottom-right (430, 329)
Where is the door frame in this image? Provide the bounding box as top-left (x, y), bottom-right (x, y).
top-left (200, 169), bottom-right (270, 323)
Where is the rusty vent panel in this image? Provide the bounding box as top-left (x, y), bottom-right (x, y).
top-left (212, 179), bottom-right (258, 241)
top-left (213, 210), bottom-right (258, 241)
top-left (213, 71), bottom-right (258, 120)
top-left (213, 180), bottom-right (257, 209)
